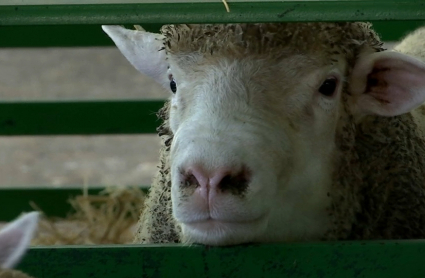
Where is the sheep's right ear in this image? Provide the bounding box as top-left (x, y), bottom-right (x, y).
top-left (350, 51), bottom-right (425, 116)
top-left (0, 212), bottom-right (39, 269)
top-left (102, 25), bottom-right (170, 89)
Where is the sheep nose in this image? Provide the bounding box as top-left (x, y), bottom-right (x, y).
top-left (182, 165), bottom-right (251, 199)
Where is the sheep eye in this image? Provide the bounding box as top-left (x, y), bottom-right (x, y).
top-left (170, 78), bottom-right (177, 93)
top-left (319, 77), bottom-right (337, 97)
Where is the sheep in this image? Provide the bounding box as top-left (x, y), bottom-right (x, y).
top-left (0, 212), bottom-right (39, 278)
top-left (102, 23), bottom-right (425, 246)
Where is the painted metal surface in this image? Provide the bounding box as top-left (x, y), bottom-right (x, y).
top-left (0, 1), bottom-right (425, 26)
top-left (1, 20), bottom-right (425, 47)
top-left (17, 241), bottom-right (425, 278)
top-left (0, 0), bottom-right (359, 6)
top-left (0, 100), bottom-right (164, 136)
top-left (0, 187), bottom-right (149, 221)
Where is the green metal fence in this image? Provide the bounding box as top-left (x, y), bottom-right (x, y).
top-left (2, 1), bottom-right (425, 277)
top-left (18, 241), bottom-right (425, 278)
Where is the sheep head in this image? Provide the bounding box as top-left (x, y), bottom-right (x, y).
top-left (103, 23), bottom-right (425, 245)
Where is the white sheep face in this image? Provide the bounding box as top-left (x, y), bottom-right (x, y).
top-left (102, 24), bottom-right (425, 246)
top-left (167, 54), bottom-right (345, 245)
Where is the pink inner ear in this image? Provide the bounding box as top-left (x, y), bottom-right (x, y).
top-left (365, 57), bottom-right (425, 116)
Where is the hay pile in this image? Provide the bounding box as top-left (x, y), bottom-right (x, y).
top-left (31, 185), bottom-right (145, 246)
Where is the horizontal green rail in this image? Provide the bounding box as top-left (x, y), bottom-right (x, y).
top-left (17, 241), bottom-right (425, 278)
top-left (0, 187), bottom-right (148, 221)
top-left (2, 20), bottom-right (425, 47)
top-left (0, 187), bottom-right (105, 221)
top-left (1, 1), bottom-right (425, 27)
top-left (0, 100), bottom-right (164, 136)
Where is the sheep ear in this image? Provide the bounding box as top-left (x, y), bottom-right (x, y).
top-left (350, 51), bottom-right (425, 116)
top-left (102, 25), bottom-right (170, 89)
top-left (0, 212), bottom-right (39, 269)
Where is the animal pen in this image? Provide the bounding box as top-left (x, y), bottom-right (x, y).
top-left (1, 0), bottom-right (425, 277)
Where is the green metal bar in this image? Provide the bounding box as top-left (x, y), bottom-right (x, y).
top-left (0, 188), bottom-right (104, 220)
top-left (0, 24), bottom-right (159, 47)
top-left (1, 20), bottom-right (424, 48)
top-left (372, 20), bottom-right (425, 41)
top-left (17, 241), bottom-right (425, 278)
top-left (1, 1), bottom-right (425, 26)
top-left (0, 100), bottom-right (165, 136)
top-left (0, 187), bottom-right (149, 221)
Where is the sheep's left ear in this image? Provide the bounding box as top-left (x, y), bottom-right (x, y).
top-left (102, 25), bottom-right (170, 89)
top-left (350, 51), bottom-right (425, 116)
top-left (0, 212), bottom-right (39, 269)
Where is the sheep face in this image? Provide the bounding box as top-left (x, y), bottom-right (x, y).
top-left (103, 23), bottom-right (425, 245)
top-left (166, 53), bottom-right (344, 245)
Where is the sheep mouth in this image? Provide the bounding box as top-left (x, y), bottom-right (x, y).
top-left (181, 215), bottom-right (268, 245)
top-left (182, 215), bottom-right (266, 230)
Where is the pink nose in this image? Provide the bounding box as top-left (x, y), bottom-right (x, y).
top-left (182, 165), bottom-right (251, 200)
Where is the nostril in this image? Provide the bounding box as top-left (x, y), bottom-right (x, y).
top-left (181, 167), bottom-right (209, 190)
top-left (182, 173), bottom-right (200, 188)
top-left (180, 165), bottom-right (251, 196)
top-left (218, 168), bottom-right (251, 195)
